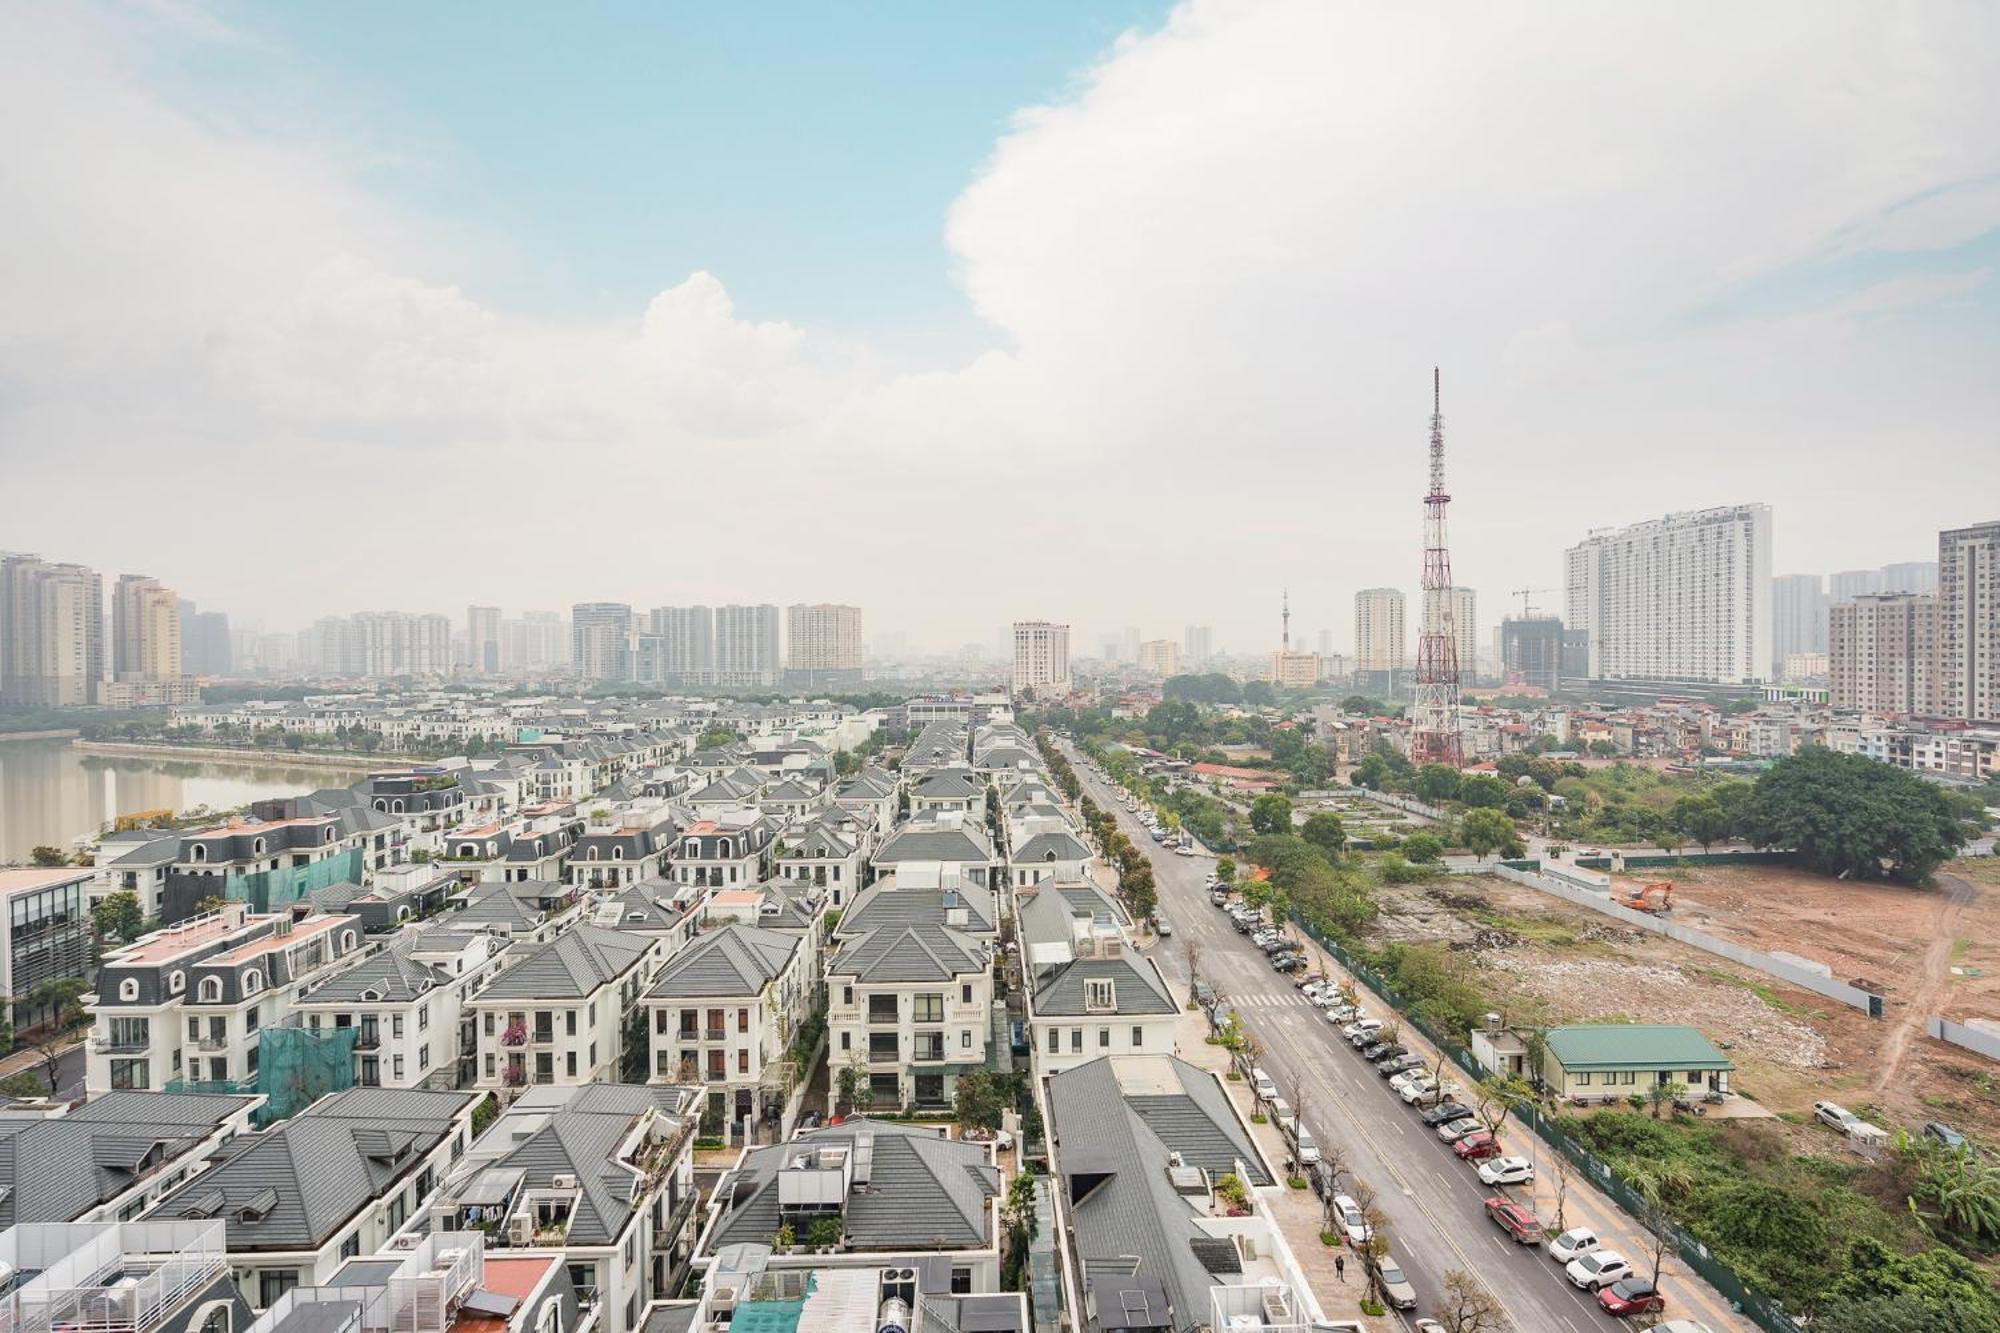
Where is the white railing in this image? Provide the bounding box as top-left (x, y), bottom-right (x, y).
top-left (0, 1221), bottom-right (227, 1333)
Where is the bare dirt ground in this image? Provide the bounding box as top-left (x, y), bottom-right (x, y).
top-left (1367, 867), bottom-right (2000, 1144)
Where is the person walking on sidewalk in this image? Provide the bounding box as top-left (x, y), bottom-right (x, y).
top-left (1335, 1253), bottom-right (1346, 1283)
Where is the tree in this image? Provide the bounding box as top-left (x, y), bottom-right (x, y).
top-left (1215, 856), bottom-right (1236, 883)
top-left (1413, 764), bottom-right (1463, 804)
top-left (1647, 1079), bottom-right (1688, 1120)
top-left (29, 846), bottom-right (66, 868)
top-left (1820, 1235), bottom-right (2000, 1330)
top-left (1669, 793), bottom-right (1730, 853)
top-left (1300, 811), bottom-right (1346, 859)
top-left (1461, 808), bottom-right (1523, 862)
top-left (953, 1072), bottom-right (1008, 1131)
top-left (836, 1053), bottom-right (870, 1115)
top-left (1401, 832), bottom-right (1443, 864)
top-left (1473, 1074), bottom-right (1532, 1138)
top-left (1896, 1132), bottom-right (2000, 1242)
top-left (1249, 794), bottom-right (1293, 836)
top-left (24, 978), bottom-right (87, 1094)
top-left (1742, 747), bottom-right (1969, 883)
top-left (1435, 1270), bottom-right (1506, 1333)
top-left (91, 890), bottom-right (144, 944)
top-left (1457, 774), bottom-right (1509, 809)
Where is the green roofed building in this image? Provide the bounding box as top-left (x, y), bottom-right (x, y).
top-left (1538, 1024), bottom-right (1733, 1103)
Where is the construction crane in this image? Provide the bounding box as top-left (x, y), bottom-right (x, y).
top-left (1511, 587), bottom-right (1556, 618)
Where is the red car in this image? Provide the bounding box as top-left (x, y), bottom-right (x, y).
top-left (1452, 1130), bottom-right (1500, 1161)
top-left (1597, 1278), bottom-right (1665, 1317)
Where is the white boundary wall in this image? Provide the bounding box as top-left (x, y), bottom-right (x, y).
top-left (1926, 1016), bottom-right (2000, 1063)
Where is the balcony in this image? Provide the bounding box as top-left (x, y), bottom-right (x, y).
top-left (0, 1219), bottom-right (228, 1333)
top-left (911, 1040), bottom-right (947, 1064)
top-left (532, 1029), bottom-right (555, 1045)
top-left (89, 1037), bottom-right (150, 1056)
top-left (702, 1027), bottom-right (728, 1042)
top-left (193, 1035), bottom-right (228, 1053)
top-left (500, 1025), bottom-right (528, 1048)
top-left (866, 1008), bottom-right (899, 1026)
top-left (352, 1031), bottom-right (381, 1052)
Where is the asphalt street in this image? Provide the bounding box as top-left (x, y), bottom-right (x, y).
top-left (1062, 742), bottom-right (1644, 1333)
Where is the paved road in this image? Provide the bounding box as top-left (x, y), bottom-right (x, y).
top-left (1065, 745), bottom-right (1638, 1333)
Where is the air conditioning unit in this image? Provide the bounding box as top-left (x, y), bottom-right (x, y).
top-left (552, 1173), bottom-right (579, 1189)
top-left (507, 1215), bottom-right (532, 1245)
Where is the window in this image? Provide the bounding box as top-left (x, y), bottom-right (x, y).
top-left (842, 986), bottom-right (853, 1006)
top-left (961, 1029), bottom-right (972, 1048)
top-left (1084, 979), bottom-right (1115, 1012)
top-left (257, 1272), bottom-right (298, 1310)
top-left (913, 993), bottom-right (944, 1023)
top-left (169, 970), bottom-right (185, 994)
top-left (418, 1044), bottom-right (429, 1071)
top-left (961, 983), bottom-right (973, 1005)
top-left (418, 1004), bottom-right (429, 1031)
top-left (950, 1267), bottom-right (972, 1295)
top-left (737, 1050), bottom-right (749, 1074)
top-left (566, 1051), bottom-right (577, 1078)
top-left (1098, 1027), bottom-right (1111, 1049)
top-left (566, 1011), bottom-right (577, 1037)
top-left (392, 1054), bottom-right (405, 1080)
top-left (737, 1008), bottom-right (749, 1033)
top-left (339, 1234), bottom-right (360, 1260)
top-left (1132, 1026), bottom-right (1144, 1048)
top-left (243, 970), bottom-right (263, 995)
top-left (198, 977), bottom-right (222, 1003)
top-left (1070, 1028), bottom-right (1082, 1053)
top-left (392, 1014), bottom-right (404, 1039)
top-left (119, 978), bottom-right (139, 1001)
top-left (1575, 1072), bottom-right (1592, 1086)
top-left (1047, 1029), bottom-right (1059, 1054)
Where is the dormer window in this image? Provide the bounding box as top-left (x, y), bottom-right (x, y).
top-left (198, 978), bottom-right (222, 1004)
top-left (169, 971), bottom-right (185, 994)
top-left (119, 978), bottom-right (139, 1001)
top-left (1084, 979), bottom-right (1116, 1012)
top-left (252, 838), bottom-right (266, 856)
top-left (191, 845), bottom-right (208, 863)
top-left (243, 969), bottom-right (264, 995)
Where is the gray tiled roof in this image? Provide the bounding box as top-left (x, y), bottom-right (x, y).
top-left (1010, 832), bottom-right (1091, 864)
top-left (1032, 956), bottom-right (1176, 1018)
top-left (146, 1087), bottom-right (474, 1251)
top-left (873, 825), bottom-right (994, 865)
top-left (710, 1119), bottom-right (996, 1252)
top-left (840, 884), bottom-right (997, 937)
top-left (830, 925), bottom-right (986, 984)
top-left (0, 1091), bottom-right (258, 1227)
top-left (645, 924), bottom-right (798, 1000)
top-left (297, 938), bottom-right (444, 1004)
top-left (479, 924), bottom-right (651, 1001)
top-left (912, 770), bottom-right (983, 800)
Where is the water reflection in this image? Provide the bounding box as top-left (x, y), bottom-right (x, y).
top-left (0, 738), bottom-right (369, 861)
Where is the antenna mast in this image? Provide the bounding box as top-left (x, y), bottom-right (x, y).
top-left (1411, 368), bottom-right (1463, 767)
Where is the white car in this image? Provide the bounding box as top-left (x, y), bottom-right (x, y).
top-left (1342, 1019), bottom-right (1384, 1041)
top-left (1413, 1323), bottom-right (1447, 1333)
top-left (1476, 1156), bottom-right (1536, 1186)
top-left (1294, 1127), bottom-right (1321, 1166)
top-left (1396, 1075), bottom-right (1439, 1105)
top-left (1547, 1226), bottom-right (1600, 1264)
top-left (1565, 1250), bottom-right (1632, 1291)
top-left (1331, 1194), bottom-right (1371, 1245)
top-left (1376, 1255), bottom-right (1417, 1310)
top-left (1268, 1099), bottom-right (1296, 1135)
top-left (1651, 1323), bottom-right (1718, 1333)
top-left (1436, 1117), bottom-right (1483, 1143)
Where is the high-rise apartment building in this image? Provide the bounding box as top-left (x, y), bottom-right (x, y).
top-left (176, 600), bottom-right (231, 677)
top-left (1182, 625), bottom-right (1213, 666)
top-left (1830, 593), bottom-right (1937, 714)
top-left (570, 602), bottom-right (634, 682)
top-left (1, 555), bottom-right (104, 707)
top-left (1137, 639), bottom-right (1179, 677)
top-left (1448, 587), bottom-right (1478, 685)
top-left (1012, 621), bottom-right (1071, 697)
top-left (1882, 561), bottom-right (1940, 595)
top-left (1829, 569), bottom-right (1884, 602)
top-left (650, 606), bottom-right (716, 684)
top-left (1354, 588), bottom-right (1406, 674)
top-left (466, 605), bottom-right (502, 674)
top-left (715, 604), bottom-right (781, 687)
top-left (112, 574), bottom-right (180, 683)
top-left (784, 604), bottom-right (864, 687)
top-left (1937, 520), bottom-right (2000, 722)
top-left (1500, 616), bottom-right (1564, 693)
top-left (1564, 504), bottom-right (1773, 685)
top-left (351, 611), bottom-right (452, 678)
top-left (499, 611), bottom-right (568, 673)
top-left (1770, 574), bottom-right (1828, 680)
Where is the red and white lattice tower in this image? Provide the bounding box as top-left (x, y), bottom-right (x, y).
top-left (1411, 368), bottom-right (1463, 768)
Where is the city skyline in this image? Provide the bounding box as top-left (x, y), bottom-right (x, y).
top-left (4, 2), bottom-right (1995, 650)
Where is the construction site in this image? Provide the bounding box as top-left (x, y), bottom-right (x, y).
top-left (1358, 859), bottom-right (2000, 1144)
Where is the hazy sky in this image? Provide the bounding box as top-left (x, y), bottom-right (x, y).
top-left (3, 1), bottom-right (1997, 658)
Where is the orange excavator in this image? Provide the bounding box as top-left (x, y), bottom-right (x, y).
top-left (1616, 881), bottom-right (1675, 914)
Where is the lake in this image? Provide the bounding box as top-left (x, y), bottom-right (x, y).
top-left (0, 738), bottom-right (370, 862)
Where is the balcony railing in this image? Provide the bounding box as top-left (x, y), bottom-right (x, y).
top-left (500, 1026), bottom-right (528, 1048)
top-left (194, 1035), bottom-right (228, 1052)
top-left (866, 1010), bottom-right (899, 1026)
top-left (89, 1037), bottom-right (150, 1055)
top-left (353, 1032), bottom-right (381, 1051)
top-left (532, 1030), bottom-right (555, 1045)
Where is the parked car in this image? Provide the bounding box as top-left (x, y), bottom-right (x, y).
top-left (1566, 1250), bottom-right (1633, 1291)
top-left (1547, 1226), bottom-right (1600, 1264)
top-left (1484, 1195), bottom-right (1544, 1244)
top-left (1377, 1053), bottom-right (1424, 1077)
top-left (1923, 1121), bottom-right (1968, 1150)
top-left (1476, 1156), bottom-right (1536, 1186)
top-left (1387, 1070), bottom-right (1427, 1096)
top-left (1331, 1194), bottom-right (1371, 1246)
top-left (1343, 1019), bottom-right (1384, 1042)
top-left (1154, 916), bottom-right (1173, 937)
top-left (1422, 1101), bottom-right (1473, 1126)
top-left (1598, 1277), bottom-right (1666, 1317)
top-left (1813, 1100), bottom-right (1860, 1133)
top-left (1294, 1127), bottom-right (1321, 1166)
top-left (1453, 1130), bottom-right (1501, 1161)
top-left (1650, 1322), bottom-right (1718, 1333)
top-left (1325, 1004), bottom-right (1357, 1022)
top-left (1268, 1098), bottom-right (1296, 1135)
top-left (1252, 1067), bottom-right (1278, 1101)
top-left (1375, 1256), bottom-right (1418, 1310)
top-left (1272, 954), bottom-right (1305, 973)
top-left (1436, 1117), bottom-right (1483, 1143)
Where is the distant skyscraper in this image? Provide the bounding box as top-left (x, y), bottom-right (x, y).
top-left (785, 604), bottom-right (864, 688)
top-left (1881, 561), bottom-right (1939, 595)
top-left (570, 602), bottom-right (634, 681)
top-left (715, 604), bottom-right (781, 687)
top-left (1316, 628), bottom-right (1334, 659)
top-left (500, 610), bottom-right (568, 673)
top-left (466, 605), bottom-right (502, 674)
top-left (113, 574), bottom-right (180, 683)
top-left (351, 611), bottom-right (452, 677)
top-left (1121, 627), bottom-right (1141, 663)
top-left (1137, 639), bottom-right (1179, 677)
top-left (1771, 574), bottom-right (1828, 679)
top-left (1937, 520), bottom-right (2000, 721)
top-left (1354, 588), bottom-right (1406, 674)
top-left (1500, 616), bottom-right (1564, 692)
top-left (1, 554), bottom-right (103, 707)
top-left (1182, 624), bottom-right (1213, 666)
top-left (1829, 569), bottom-right (1885, 602)
top-left (1831, 594), bottom-right (1936, 714)
top-left (1011, 621), bottom-right (1072, 697)
top-left (1448, 587), bottom-right (1478, 686)
top-left (650, 606), bottom-right (716, 684)
top-left (1564, 504), bottom-right (1773, 684)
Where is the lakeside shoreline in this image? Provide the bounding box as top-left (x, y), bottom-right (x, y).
top-left (68, 740), bottom-right (382, 772)
top-left (0, 729), bottom-right (82, 742)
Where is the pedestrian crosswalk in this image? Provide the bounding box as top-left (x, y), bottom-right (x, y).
top-left (1232, 992), bottom-right (1317, 1009)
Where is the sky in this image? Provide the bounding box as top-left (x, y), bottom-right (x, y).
top-left (2, 0), bottom-right (1998, 660)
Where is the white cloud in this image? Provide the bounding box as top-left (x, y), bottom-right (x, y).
top-left (1, 1), bottom-right (1997, 653)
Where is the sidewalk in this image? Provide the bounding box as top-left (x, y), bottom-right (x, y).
top-left (1174, 1006), bottom-right (1388, 1331)
top-left (1282, 929), bottom-right (1759, 1333)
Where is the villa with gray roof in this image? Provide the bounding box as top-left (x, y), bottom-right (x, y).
top-left (145, 1086), bottom-right (481, 1309)
top-left (467, 925), bottom-right (665, 1091)
top-left (643, 925), bottom-right (814, 1140)
top-left (868, 816), bottom-right (996, 891)
top-left (295, 923), bottom-right (511, 1090)
top-left (0, 1089), bottom-right (260, 1226)
top-left (1018, 887), bottom-right (1178, 1072)
top-left (827, 921), bottom-right (995, 1111)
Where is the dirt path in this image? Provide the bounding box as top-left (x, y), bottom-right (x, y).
top-left (1870, 873), bottom-right (1973, 1096)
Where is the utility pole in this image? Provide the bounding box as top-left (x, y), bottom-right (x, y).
top-left (1411, 368), bottom-right (1464, 767)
